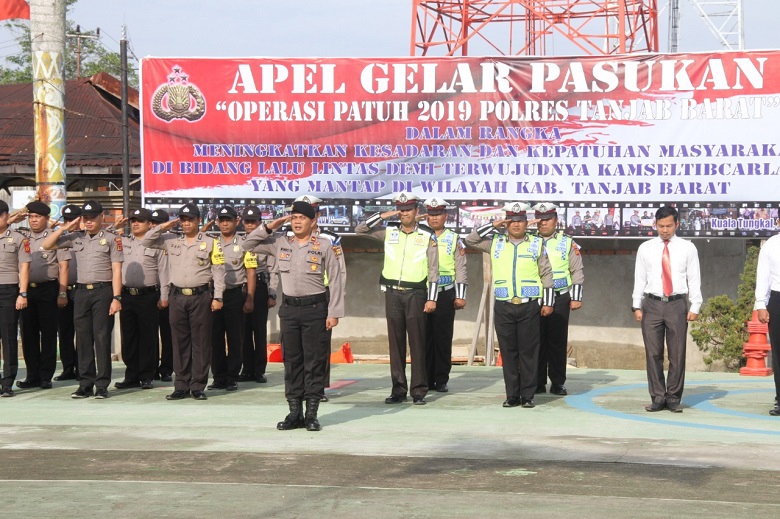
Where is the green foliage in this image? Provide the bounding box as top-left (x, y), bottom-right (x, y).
top-left (690, 245), bottom-right (760, 371)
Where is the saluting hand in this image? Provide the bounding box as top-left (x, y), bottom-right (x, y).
top-left (7, 210), bottom-right (28, 225)
top-left (61, 217), bottom-right (82, 232)
top-left (380, 210), bottom-right (400, 220)
top-left (267, 215), bottom-right (292, 231)
top-left (159, 218), bottom-right (180, 232)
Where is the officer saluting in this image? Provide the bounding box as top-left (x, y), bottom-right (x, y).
top-left (465, 202), bottom-right (555, 408)
top-left (422, 197), bottom-right (467, 393)
top-left (243, 201), bottom-right (345, 431)
top-left (42, 200), bottom-right (123, 400)
top-left (142, 203), bottom-right (226, 401)
top-left (355, 192), bottom-right (439, 405)
top-left (54, 204), bottom-right (81, 381)
top-left (115, 208), bottom-right (170, 390)
top-left (150, 209), bottom-right (174, 382)
top-left (16, 201), bottom-right (69, 390)
top-left (0, 200), bottom-right (31, 397)
top-left (532, 203), bottom-right (584, 396)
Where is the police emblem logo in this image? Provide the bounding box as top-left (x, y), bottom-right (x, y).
top-left (310, 264), bottom-right (318, 271)
top-left (414, 235), bottom-right (425, 246)
top-left (182, 207), bottom-right (190, 213)
top-left (84, 204), bottom-right (92, 211)
top-left (233, 245), bottom-right (240, 252)
top-left (246, 210), bottom-right (254, 215)
top-left (512, 203), bottom-right (521, 213)
top-left (539, 204), bottom-right (547, 212)
top-left (302, 196), bottom-right (311, 203)
top-left (151, 67), bottom-right (206, 122)
top-left (99, 238), bottom-right (107, 246)
top-left (309, 255), bottom-right (319, 263)
top-left (6, 237), bottom-right (13, 243)
top-left (399, 193), bottom-right (408, 203)
top-left (199, 242), bottom-right (207, 250)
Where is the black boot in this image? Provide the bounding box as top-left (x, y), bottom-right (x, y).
top-left (277, 399), bottom-right (304, 430)
top-left (305, 398), bottom-right (322, 431)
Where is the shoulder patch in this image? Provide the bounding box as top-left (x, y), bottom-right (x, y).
top-left (115, 237), bottom-right (123, 251)
top-left (23, 238), bottom-right (30, 254)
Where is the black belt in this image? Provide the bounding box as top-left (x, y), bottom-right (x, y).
top-left (225, 284), bottom-right (246, 292)
top-left (29, 280), bottom-right (57, 288)
top-left (122, 285), bottom-right (160, 296)
top-left (172, 284), bottom-right (210, 296)
top-left (282, 293), bottom-right (327, 306)
top-left (77, 282), bottom-right (111, 290)
top-left (645, 293), bottom-right (686, 302)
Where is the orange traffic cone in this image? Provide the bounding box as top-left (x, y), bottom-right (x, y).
top-left (267, 343), bottom-right (283, 363)
top-left (495, 351), bottom-right (502, 366)
top-left (740, 311), bottom-right (772, 376)
top-left (330, 342), bottom-right (354, 364)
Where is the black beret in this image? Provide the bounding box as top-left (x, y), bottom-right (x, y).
top-left (291, 201), bottom-right (316, 220)
top-left (26, 201), bottom-right (51, 216)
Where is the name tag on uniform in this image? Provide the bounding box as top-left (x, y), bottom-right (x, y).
top-left (233, 245), bottom-right (240, 253)
top-left (388, 229), bottom-right (399, 244)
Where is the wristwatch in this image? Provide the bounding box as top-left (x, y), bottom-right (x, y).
top-left (58, 291), bottom-right (67, 298)
top-left (631, 307), bottom-right (640, 312)
top-left (269, 294), bottom-right (277, 300)
top-left (214, 298), bottom-right (223, 303)
top-left (19, 292), bottom-right (27, 298)
top-left (113, 295), bottom-right (122, 301)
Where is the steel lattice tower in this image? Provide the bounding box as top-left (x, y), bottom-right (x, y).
top-left (411, 0), bottom-right (659, 56)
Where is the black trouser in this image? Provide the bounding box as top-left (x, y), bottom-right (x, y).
top-left (0, 284), bottom-right (20, 389)
top-left (158, 306), bottom-right (173, 377)
top-left (426, 287), bottom-right (456, 388)
top-left (242, 280), bottom-right (269, 377)
top-left (278, 297), bottom-right (328, 400)
top-left (73, 284), bottom-right (113, 390)
top-left (21, 280), bottom-right (59, 383)
top-left (119, 288), bottom-right (161, 382)
top-left (538, 292), bottom-right (571, 388)
top-left (494, 300), bottom-right (540, 401)
top-left (385, 288), bottom-right (428, 399)
top-left (211, 286), bottom-right (245, 385)
top-left (640, 297), bottom-right (688, 404)
top-left (169, 290), bottom-right (213, 391)
top-left (57, 286), bottom-right (77, 374)
top-left (768, 291), bottom-right (780, 400)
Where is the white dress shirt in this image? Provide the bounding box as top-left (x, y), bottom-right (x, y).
top-left (754, 234), bottom-right (780, 310)
top-left (632, 234), bottom-right (703, 314)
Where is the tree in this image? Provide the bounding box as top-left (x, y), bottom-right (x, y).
top-left (0, 0), bottom-right (138, 86)
top-left (690, 245), bottom-right (759, 371)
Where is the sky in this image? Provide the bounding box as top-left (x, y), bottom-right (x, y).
top-left (1, 0), bottom-right (778, 72)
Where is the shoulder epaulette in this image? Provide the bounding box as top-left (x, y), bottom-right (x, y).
top-left (417, 223), bottom-right (434, 234)
top-left (386, 221), bottom-right (401, 229)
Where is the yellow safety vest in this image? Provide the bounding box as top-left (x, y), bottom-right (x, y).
top-left (490, 233), bottom-right (543, 301)
top-left (380, 223), bottom-right (432, 288)
top-left (543, 233), bottom-right (573, 290)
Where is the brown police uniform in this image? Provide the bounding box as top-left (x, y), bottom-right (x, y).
top-left (0, 229), bottom-right (31, 393)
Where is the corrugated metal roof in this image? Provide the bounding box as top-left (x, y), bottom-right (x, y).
top-left (0, 73), bottom-right (140, 168)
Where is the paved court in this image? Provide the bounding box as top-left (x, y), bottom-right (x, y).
top-left (1, 363), bottom-right (779, 518)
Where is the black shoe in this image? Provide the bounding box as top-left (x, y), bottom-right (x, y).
top-left (166, 389), bottom-right (190, 400)
top-left (770, 404), bottom-right (780, 416)
top-left (192, 390), bottom-right (208, 400)
top-left (40, 381), bottom-right (53, 389)
top-left (114, 380), bottom-right (141, 389)
top-left (71, 387), bottom-right (94, 399)
top-left (503, 397), bottom-right (521, 407)
top-left (667, 401), bottom-right (683, 413)
top-left (256, 374), bottom-right (267, 384)
top-left (413, 396), bottom-right (427, 405)
top-left (384, 394), bottom-right (408, 404)
top-left (207, 382), bottom-right (227, 390)
top-left (645, 401), bottom-right (667, 412)
top-left (1, 387), bottom-right (14, 397)
top-left (320, 394), bottom-right (329, 402)
top-left (436, 384), bottom-right (449, 393)
top-left (278, 400), bottom-right (305, 430)
top-left (535, 385), bottom-right (547, 394)
top-left (550, 385), bottom-right (568, 396)
top-left (226, 382), bottom-right (238, 392)
top-left (237, 373), bottom-right (254, 382)
top-left (94, 388), bottom-right (109, 399)
top-left (16, 379), bottom-right (40, 389)
top-left (160, 374), bottom-right (173, 382)
top-left (54, 370), bottom-right (77, 381)
top-left (521, 399), bottom-right (536, 408)
top-left (141, 380), bottom-right (153, 390)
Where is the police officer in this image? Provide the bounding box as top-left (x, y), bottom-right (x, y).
top-left (115, 208), bottom-right (169, 390)
top-left (356, 192), bottom-right (439, 406)
top-left (239, 205), bottom-right (276, 384)
top-left (16, 201), bottom-right (69, 390)
top-left (54, 204), bottom-right (81, 381)
top-left (243, 201), bottom-right (345, 431)
top-left (465, 202), bottom-right (555, 408)
top-left (208, 205), bottom-right (256, 392)
top-left (423, 197), bottom-right (467, 393)
top-left (532, 203), bottom-right (584, 396)
top-left (150, 209), bottom-right (173, 382)
top-left (42, 200), bottom-right (123, 400)
top-left (0, 201), bottom-right (31, 397)
top-left (142, 203), bottom-right (226, 401)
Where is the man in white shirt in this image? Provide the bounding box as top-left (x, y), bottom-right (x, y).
top-left (754, 234), bottom-right (780, 416)
top-left (631, 206), bottom-right (702, 413)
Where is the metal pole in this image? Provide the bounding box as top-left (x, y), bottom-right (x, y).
top-left (120, 26), bottom-right (130, 225)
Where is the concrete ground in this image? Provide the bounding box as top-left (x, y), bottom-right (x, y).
top-left (1, 362), bottom-right (779, 518)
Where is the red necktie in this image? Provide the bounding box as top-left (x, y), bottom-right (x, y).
top-left (661, 240), bottom-right (673, 297)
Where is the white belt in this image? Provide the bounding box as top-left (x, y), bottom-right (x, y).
top-left (556, 288), bottom-right (570, 295)
top-left (438, 284), bottom-right (454, 293)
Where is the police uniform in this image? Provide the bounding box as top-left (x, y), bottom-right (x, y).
top-left (422, 198), bottom-right (467, 393)
top-left (50, 201), bottom-right (124, 398)
top-left (0, 201), bottom-right (31, 396)
top-left (243, 201), bottom-right (345, 431)
top-left (465, 202), bottom-right (554, 407)
top-left (18, 201), bottom-right (69, 389)
top-left (150, 209), bottom-right (173, 382)
top-left (117, 208), bottom-right (170, 388)
top-left (55, 204), bottom-right (81, 381)
top-left (355, 192), bottom-right (439, 404)
top-left (532, 203), bottom-right (584, 396)
top-left (142, 203), bottom-right (226, 400)
top-left (210, 205), bottom-right (257, 391)
top-left (314, 227), bottom-right (345, 399)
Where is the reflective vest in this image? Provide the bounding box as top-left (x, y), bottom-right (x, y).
top-left (490, 233), bottom-right (543, 301)
top-left (436, 229), bottom-right (458, 286)
top-left (380, 223), bottom-right (432, 288)
top-left (543, 233), bottom-right (573, 290)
